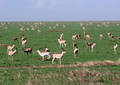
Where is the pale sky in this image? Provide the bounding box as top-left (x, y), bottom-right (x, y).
top-left (0, 0), bottom-right (120, 21)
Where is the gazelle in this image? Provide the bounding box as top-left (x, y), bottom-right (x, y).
top-left (72, 35), bottom-right (77, 40)
top-left (37, 48), bottom-right (51, 60)
top-left (76, 34), bottom-right (81, 39)
top-left (74, 47), bottom-right (79, 57)
top-left (82, 27), bottom-right (86, 31)
top-left (108, 32), bottom-right (111, 38)
top-left (7, 44), bottom-right (15, 51)
top-left (7, 49), bottom-right (17, 61)
top-left (73, 42), bottom-right (78, 48)
top-left (52, 51), bottom-right (66, 64)
top-left (91, 43), bottom-right (96, 52)
top-left (23, 48), bottom-right (32, 55)
top-left (85, 34), bottom-right (90, 40)
top-left (58, 39), bottom-right (66, 47)
top-left (99, 34), bottom-right (103, 40)
top-left (113, 43), bottom-right (118, 54)
top-left (21, 39), bottom-right (27, 47)
top-left (21, 35), bottom-right (25, 41)
top-left (8, 50), bottom-right (17, 56)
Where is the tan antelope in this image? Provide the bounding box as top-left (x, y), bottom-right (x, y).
top-left (21, 35), bottom-right (27, 47)
top-left (73, 42), bottom-right (78, 49)
top-left (23, 48), bottom-right (32, 55)
top-left (82, 27), bottom-right (86, 31)
top-left (7, 44), bottom-right (15, 51)
top-left (21, 35), bottom-right (25, 41)
top-left (72, 35), bottom-right (77, 40)
top-left (91, 43), bottom-right (96, 52)
top-left (113, 43), bottom-right (118, 54)
top-left (85, 34), bottom-right (90, 40)
top-left (21, 39), bottom-right (27, 47)
top-left (58, 39), bottom-right (66, 47)
top-left (7, 49), bottom-right (17, 61)
top-left (52, 51), bottom-right (66, 64)
top-left (37, 48), bottom-right (51, 60)
top-left (74, 47), bottom-right (79, 57)
top-left (99, 34), bottom-right (103, 40)
top-left (107, 32), bottom-right (111, 38)
top-left (8, 50), bottom-right (17, 56)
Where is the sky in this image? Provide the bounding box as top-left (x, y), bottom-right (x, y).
top-left (0, 0), bottom-right (120, 21)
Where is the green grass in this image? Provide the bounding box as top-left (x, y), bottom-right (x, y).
top-left (0, 21), bottom-right (120, 84)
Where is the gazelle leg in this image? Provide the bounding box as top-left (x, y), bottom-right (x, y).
top-left (42, 56), bottom-right (44, 61)
top-left (91, 48), bottom-right (93, 52)
top-left (74, 53), bottom-right (76, 57)
top-left (52, 58), bottom-right (55, 64)
top-left (47, 55), bottom-right (51, 59)
top-left (64, 43), bottom-right (66, 47)
top-left (114, 49), bottom-right (116, 54)
top-left (59, 58), bottom-right (61, 64)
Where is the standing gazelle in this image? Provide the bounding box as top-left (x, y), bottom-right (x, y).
top-left (21, 39), bottom-right (27, 47)
top-left (21, 35), bottom-right (27, 47)
top-left (113, 43), bottom-right (118, 54)
top-left (74, 47), bottom-right (79, 57)
top-left (58, 39), bottom-right (66, 47)
top-left (99, 34), bottom-right (103, 40)
top-left (85, 34), bottom-right (90, 40)
top-left (91, 43), bottom-right (96, 52)
top-left (52, 51), bottom-right (66, 64)
top-left (37, 48), bottom-right (51, 60)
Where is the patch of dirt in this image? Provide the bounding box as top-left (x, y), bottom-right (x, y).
top-left (0, 60), bottom-right (120, 69)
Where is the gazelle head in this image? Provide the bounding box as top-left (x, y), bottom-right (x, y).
top-left (93, 43), bottom-right (96, 45)
top-left (39, 48), bottom-right (42, 50)
top-left (37, 50), bottom-right (40, 53)
top-left (62, 51), bottom-right (66, 54)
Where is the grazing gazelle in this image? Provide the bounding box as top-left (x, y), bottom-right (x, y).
top-left (91, 43), bottom-right (96, 52)
top-left (7, 44), bottom-right (15, 51)
top-left (8, 50), bottom-right (17, 56)
top-left (58, 39), bottom-right (66, 47)
top-left (74, 47), bottom-right (79, 57)
top-left (23, 48), bottom-right (32, 55)
top-left (113, 43), bottom-right (118, 54)
top-left (52, 51), bottom-right (66, 64)
top-left (37, 48), bottom-right (51, 60)
top-left (7, 48), bottom-right (17, 61)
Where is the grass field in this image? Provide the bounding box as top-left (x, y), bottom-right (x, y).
top-left (0, 21), bottom-right (120, 84)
